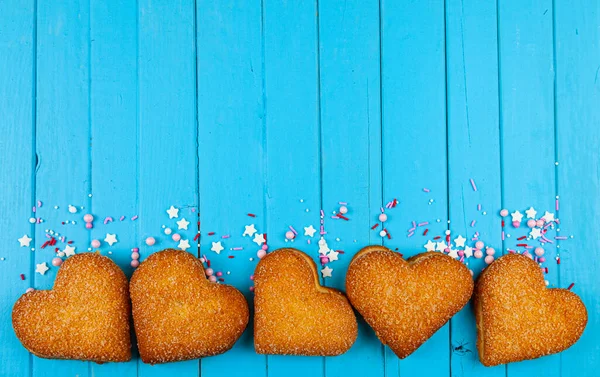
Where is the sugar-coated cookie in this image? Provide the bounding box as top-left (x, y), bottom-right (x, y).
top-left (346, 246), bottom-right (473, 358)
top-left (12, 253), bottom-right (131, 362)
top-left (254, 248), bottom-right (357, 356)
top-left (130, 249), bottom-right (249, 364)
top-left (474, 253), bottom-right (587, 366)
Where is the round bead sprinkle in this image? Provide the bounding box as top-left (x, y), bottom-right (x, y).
top-left (145, 237), bottom-right (156, 246)
top-left (205, 268), bottom-right (214, 277)
top-left (85, 222), bottom-right (93, 229)
top-left (512, 221), bottom-right (521, 228)
top-left (379, 230), bottom-right (387, 237)
top-left (285, 231), bottom-right (295, 240)
top-left (83, 214), bottom-right (94, 223)
top-left (500, 209), bottom-right (508, 217)
top-left (51, 257), bottom-right (63, 267)
top-left (339, 206), bottom-right (348, 214)
top-left (91, 239), bottom-right (101, 248)
top-left (130, 260), bottom-right (139, 268)
top-left (486, 247), bottom-right (495, 256)
top-left (378, 213), bottom-right (388, 222)
top-left (257, 250), bottom-right (267, 259)
top-left (534, 247), bottom-right (545, 256)
top-left (474, 250), bottom-right (483, 259)
top-left (208, 276), bottom-right (217, 283)
top-left (527, 219), bottom-right (536, 228)
top-left (261, 244), bottom-right (268, 251)
top-left (164, 227), bottom-right (172, 235)
top-left (484, 255), bottom-right (494, 264)
top-left (475, 241), bottom-right (484, 250)
top-left (131, 252), bottom-right (140, 260)
top-left (172, 233), bottom-right (181, 242)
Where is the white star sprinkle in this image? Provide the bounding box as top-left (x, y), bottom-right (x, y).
top-left (243, 224), bottom-right (257, 237)
top-left (436, 242), bottom-right (447, 252)
top-left (511, 211), bottom-right (523, 223)
top-left (211, 241), bottom-right (224, 254)
top-left (529, 228), bottom-right (542, 240)
top-left (448, 249), bottom-right (459, 259)
top-left (327, 250), bottom-right (339, 262)
top-left (176, 218), bottom-right (190, 230)
top-left (63, 245), bottom-right (76, 257)
top-left (321, 266), bottom-right (333, 278)
top-left (104, 233), bottom-right (118, 246)
top-left (253, 233), bottom-right (266, 246)
top-left (304, 225), bottom-right (317, 237)
top-left (178, 239), bottom-right (190, 251)
top-left (542, 211), bottom-right (555, 222)
top-left (525, 207), bottom-right (537, 219)
top-left (464, 246), bottom-right (473, 258)
top-left (36, 262), bottom-right (49, 275)
top-left (454, 235), bottom-right (466, 248)
top-left (424, 240), bottom-right (436, 252)
top-left (166, 206), bottom-right (179, 219)
top-left (18, 235), bottom-right (32, 247)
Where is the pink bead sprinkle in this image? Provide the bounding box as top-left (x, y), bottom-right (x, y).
top-left (536, 219), bottom-right (544, 227)
top-left (145, 237), bottom-right (156, 246)
top-left (512, 221), bottom-right (521, 228)
top-left (132, 247), bottom-right (139, 252)
top-left (527, 219), bottom-right (536, 228)
top-left (131, 252), bottom-right (140, 260)
top-left (486, 248), bottom-right (496, 256)
top-left (85, 222), bottom-right (93, 229)
top-left (172, 233), bottom-right (181, 242)
top-left (261, 244), bottom-right (268, 251)
top-left (249, 286), bottom-right (254, 291)
top-left (257, 250), bottom-right (267, 259)
top-left (205, 268), bottom-right (214, 276)
top-left (130, 260), bottom-right (140, 268)
top-left (539, 257), bottom-right (546, 263)
top-left (83, 214), bottom-right (93, 223)
top-left (475, 241), bottom-right (484, 250)
top-left (208, 276), bottom-right (217, 283)
top-left (484, 255), bottom-right (494, 264)
top-left (339, 206), bottom-right (348, 214)
top-left (285, 231), bottom-right (295, 240)
top-left (26, 288), bottom-right (35, 293)
top-left (52, 257), bottom-right (63, 267)
top-left (535, 247), bottom-right (545, 256)
top-left (500, 209), bottom-right (509, 217)
top-left (91, 239), bottom-right (101, 248)
top-left (250, 275), bottom-right (255, 280)
top-left (216, 271), bottom-right (223, 277)
top-left (474, 250), bottom-right (483, 259)
top-left (379, 213), bottom-right (388, 222)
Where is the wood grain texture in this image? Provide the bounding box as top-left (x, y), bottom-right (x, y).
top-left (0, 0), bottom-right (599, 376)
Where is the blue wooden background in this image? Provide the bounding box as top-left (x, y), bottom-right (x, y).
top-left (1, 0), bottom-right (599, 376)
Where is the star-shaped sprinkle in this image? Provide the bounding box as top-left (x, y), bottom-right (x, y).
top-left (464, 245), bottom-right (473, 258)
top-left (63, 245), bottom-right (76, 257)
top-left (321, 266), bottom-right (333, 278)
top-left (327, 250), bottom-right (339, 262)
top-left (104, 233), bottom-right (118, 246)
top-left (211, 241), bottom-right (224, 254)
top-left (304, 225), bottom-right (316, 237)
top-left (243, 224), bottom-right (257, 237)
top-left (18, 235), bottom-right (32, 247)
top-left (448, 249), bottom-right (459, 259)
top-left (436, 242), bottom-right (447, 252)
top-left (176, 218), bottom-right (190, 230)
top-left (424, 240), bottom-right (437, 252)
top-left (454, 235), bottom-right (466, 248)
top-left (178, 239), bottom-right (190, 251)
top-left (525, 207), bottom-right (537, 219)
top-left (36, 262), bottom-right (49, 275)
top-left (511, 211), bottom-right (523, 222)
top-left (542, 211), bottom-right (555, 222)
top-left (166, 206), bottom-right (179, 219)
top-left (253, 233), bottom-right (265, 245)
top-left (530, 228), bottom-right (542, 240)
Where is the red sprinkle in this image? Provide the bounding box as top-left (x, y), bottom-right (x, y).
top-left (517, 236), bottom-right (527, 240)
top-left (557, 257), bottom-right (561, 265)
top-left (567, 282), bottom-right (574, 290)
top-left (207, 260), bottom-right (211, 267)
top-left (208, 232), bottom-right (215, 236)
top-left (247, 213), bottom-right (256, 217)
top-left (336, 213), bottom-right (349, 221)
top-left (434, 236), bottom-right (441, 240)
top-left (384, 229), bottom-right (391, 239)
top-left (20, 274), bottom-right (25, 280)
top-left (193, 233), bottom-right (200, 241)
top-left (517, 243), bottom-right (528, 247)
top-left (371, 223), bottom-right (379, 230)
top-left (423, 229), bottom-right (429, 236)
top-left (218, 278), bottom-right (224, 282)
top-left (501, 220), bottom-right (505, 227)
top-left (228, 255), bottom-right (235, 259)
top-left (336, 250), bottom-right (345, 254)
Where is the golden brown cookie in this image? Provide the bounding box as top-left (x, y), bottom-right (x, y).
top-left (12, 253), bottom-right (131, 362)
top-left (474, 253), bottom-right (587, 366)
top-left (346, 246), bottom-right (473, 358)
top-left (254, 248), bottom-right (357, 355)
top-left (130, 249), bottom-right (249, 364)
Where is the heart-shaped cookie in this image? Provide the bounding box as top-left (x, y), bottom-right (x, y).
top-left (130, 249), bottom-right (249, 364)
top-left (254, 248), bottom-right (357, 355)
top-left (12, 253), bottom-right (131, 362)
top-left (474, 253), bottom-right (587, 366)
top-left (346, 246), bottom-right (473, 358)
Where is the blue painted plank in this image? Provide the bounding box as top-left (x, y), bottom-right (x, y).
top-left (196, 0), bottom-right (267, 376)
top-left (137, 0), bottom-right (199, 375)
top-left (381, 0), bottom-right (449, 376)
top-left (34, 0), bottom-right (91, 375)
top-left (555, 1), bottom-right (600, 376)
top-left (446, 1), bottom-right (505, 376)
top-left (0, 2), bottom-right (35, 376)
top-left (499, 1), bottom-right (560, 376)
top-left (317, 0), bottom-right (385, 376)
top-left (89, 0), bottom-right (138, 375)
top-left (262, 0), bottom-right (323, 375)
